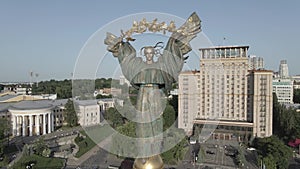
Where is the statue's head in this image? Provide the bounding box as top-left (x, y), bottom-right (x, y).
top-left (140, 42), bottom-right (164, 64)
top-left (144, 47), bottom-right (155, 63)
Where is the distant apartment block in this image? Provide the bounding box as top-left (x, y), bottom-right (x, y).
top-left (248, 55), bottom-right (264, 70)
top-left (272, 78), bottom-right (294, 104)
top-left (279, 60), bottom-right (289, 78)
top-left (272, 59), bottom-right (294, 104)
top-left (178, 45), bottom-right (273, 141)
top-left (292, 75), bottom-right (300, 89)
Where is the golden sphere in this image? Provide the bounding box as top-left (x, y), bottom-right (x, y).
top-left (133, 155), bottom-right (164, 169)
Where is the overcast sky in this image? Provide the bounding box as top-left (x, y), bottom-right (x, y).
top-left (1, 0), bottom-right (299, 82)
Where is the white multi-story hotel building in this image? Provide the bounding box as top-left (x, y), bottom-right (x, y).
top-left (178, 45), bottom-right (273, 140)
top-left (248, 70), bottom-right (273, 137)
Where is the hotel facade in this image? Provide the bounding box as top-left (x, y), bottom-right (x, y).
top-left (178, 45), bottom-right (273, 141)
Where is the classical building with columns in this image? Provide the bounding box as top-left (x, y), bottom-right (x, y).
top-left (8, 100), bottom-right (67, 137)
top-left (9, 102), bottom-right (53, 136)
top-left (0, 98), bottom-right (124, 137)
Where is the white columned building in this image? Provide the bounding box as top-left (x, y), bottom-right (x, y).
top-left (9, 101), bottom-right (54, 137)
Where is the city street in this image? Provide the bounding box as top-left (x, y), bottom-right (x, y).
top-left (175, 138), bottom-right (260, 169)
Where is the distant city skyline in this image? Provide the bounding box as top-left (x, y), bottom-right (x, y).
top-left (1, 0), bottom-right (300, 82)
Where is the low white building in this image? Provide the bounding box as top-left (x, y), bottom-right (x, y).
top-left (272, 78), bottom-right (294, 104)
top-left (293, 81), bottom-right (300, 89)
top-left (98, 98), bottom-right (124, 112)
top-left (75, 100), bottom-right (101, 127)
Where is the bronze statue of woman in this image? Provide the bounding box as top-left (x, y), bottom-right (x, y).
top-left (105, 12), bottom-right (201, 169)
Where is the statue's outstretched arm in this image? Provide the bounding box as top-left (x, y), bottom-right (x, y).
top-left (104, 32), bottom-right (123, 57)
top-left (159, 12), bottom-right (202, 88)
top-left (165, 12), bottom-right (202, 56)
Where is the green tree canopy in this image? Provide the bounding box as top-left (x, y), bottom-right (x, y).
top-left (168, 95), bottom-right (178, 117)
top-left (162, 104), bottom-right (176, 130)
top-left (104, 107), bottom-right (124, 128)
top-left (273, 93), bottom-right (300, 141)
top-left (32, 79), bottom-right (72, 99)
top-left (64, 99), bottom-right (78, 127)
top-left (33, 137), bottom-right (48, 156)
top-left (96, 94), bottom-right (112, 99)
top-left (253, 136), bottom-right (293, 169)
top-left (293, 88), bottom-right (300, 103)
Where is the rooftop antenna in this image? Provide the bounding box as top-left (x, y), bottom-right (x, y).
top-left (29, 71), bottom-right (33, 87)
top-left (222, 37), bottom-right (226, 46)
top-left (35, 73), bottom-right (39, 87)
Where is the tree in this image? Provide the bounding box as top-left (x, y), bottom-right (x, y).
top-left (116, 121), bottom-right (136, 138)
top-left (162, 105), bottom-right (176, 130)
top-left (0, 118), bottom-right (9, 140)
top-left (0, 118), bottom-right (10, 155)
top-left (96, 94), bottom-right (112, 99)
top-left (95, 78), bottom-right (112, 89)
top-left (168, 95), bottom-right (178, 117)
top-left (104, 107), bottom-right (124, 128)
top-left (253, 136), bottom-right (293, 169)
top-left (32, 79), bottom-right (72, 99)
top-left (294, 89), bottom-right (300, 103)
top-left (64, 99), bottom-right (78, 127)
top-left (273, 92), bottom-right (300, 141)
top-left (161, 137), bottom-right (188, 164)
top-left (33, 137), bottom-right (48, 156)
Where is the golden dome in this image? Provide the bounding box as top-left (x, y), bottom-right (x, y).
top-left (133, 155), bottom-right (164, 169)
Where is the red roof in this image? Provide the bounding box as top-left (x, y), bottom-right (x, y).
top-left (288, 138), bottom-right (300, 147)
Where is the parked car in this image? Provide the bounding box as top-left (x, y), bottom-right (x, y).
top-left (247, 147), bottom-right (256, 151)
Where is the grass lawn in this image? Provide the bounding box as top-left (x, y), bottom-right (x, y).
top-left (12, 154), bottom-right (65, 169)
top-left (84, 124), bottom-right (113, 143)
top-left (74, 124), bottom-right (113, 158)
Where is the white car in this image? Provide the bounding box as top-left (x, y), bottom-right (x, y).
top-left (190, 140), bottom-right (196, 144)
top-left (247, 147), bottom-right (256, 151)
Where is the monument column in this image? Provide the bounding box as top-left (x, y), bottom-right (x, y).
top-left (16, 116), bottom-right (20, 136)
top-left (48, 113), bottom-right (51, 133)
top-left (51, 113), bottom-right (54, 131)
top-left (36, 114), bottom-right (40, 135)
top-left (43, 114), bottom-right (46, 135)
top-left (12, 115), bottom-right (16, 136)
top-left (22, 115), bottom-right (26, 136)
top-left (29, 115), bottom-right (33, 136)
